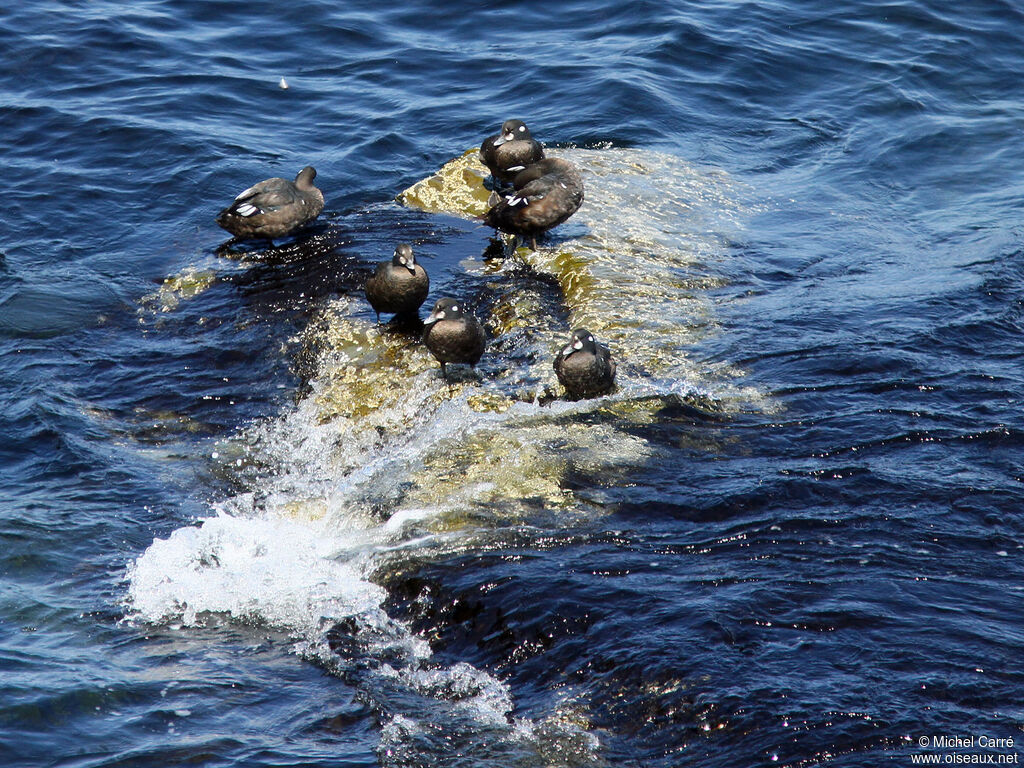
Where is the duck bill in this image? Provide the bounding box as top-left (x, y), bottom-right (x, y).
top-left (424, 309), bottom-right (444, 326)
top-left (562, 339), bottom-right (584, 357)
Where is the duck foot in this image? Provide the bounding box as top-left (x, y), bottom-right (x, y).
top-left (482, 238), bottom-right (508, 261)
top-left (387, 312), bottom-right (424, 335)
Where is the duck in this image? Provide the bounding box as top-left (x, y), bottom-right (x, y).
top-left (483, 157), bottom-right (584, 249)
top-left (479, 119), bottom-right (545, 186)
top-left (365, 243), bottom-right (430, 322)
top-left (422, 298), bottom-right (486, 380)
top-left (216, 166), bottom-right (324, 240)
top-left (553, 328), bottom-right (616, 399)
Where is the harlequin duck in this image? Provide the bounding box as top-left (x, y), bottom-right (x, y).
top-left (422, 298), bottom-right (486, 379)
top-left (216, 166), bottom-right (324, 240)
top-left (365, 243), bottom-right (430, 322)
top-left (553, 329), bottom-right (616, 399)
top-left (479, 119), bottom-right (545, 186)
top-left (483, 157), bottom-right (584, 249)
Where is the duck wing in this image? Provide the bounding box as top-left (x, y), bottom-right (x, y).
top-left (229, 178), bottom-right (299, 217)
top-left (504, 175), bottom-right (554, 207)
top-left (600, 344), bottom-right (617, 379)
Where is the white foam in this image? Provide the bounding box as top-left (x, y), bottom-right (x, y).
top-left (381, 662), bottom-right (514, 725)
top-left (126, 511), bottom-right (384, 631)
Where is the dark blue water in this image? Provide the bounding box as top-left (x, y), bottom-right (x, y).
top-left (4, 1), bottom-right (1024, 766)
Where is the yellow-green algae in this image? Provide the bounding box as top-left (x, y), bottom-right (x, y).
top-left (141, 267), bottom-right (217, 313)
top-left (244, 148), bottom-right (759, 537)
top-left (396, 148), bottom-right (493, 218)
top-left (311, 322), bottom-right (437, 424)
top-left (403, 415), bottom-right (652, 521)
top-left (406, 428), bottom-right (574, 518)
top-left (308, 307), bottom-right (518, 427)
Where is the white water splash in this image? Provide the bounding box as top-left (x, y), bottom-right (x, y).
top-left (125, 511), bottom-right (385, 632)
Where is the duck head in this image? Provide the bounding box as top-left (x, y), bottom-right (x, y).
top-left (294, 166), bottom-right (317, 188)
top-left (492, 119), bottom-right (531, 147)
top-left (392, 243), bottom-right (416, 273)
top-left (561, 328), bottom-right (598, 358)
top-left (424, 298), bottom-right (465, 326)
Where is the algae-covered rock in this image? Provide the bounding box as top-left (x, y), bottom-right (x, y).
top-left (466, 392), bottom-right (514, 413)
top-left (312, 322), bottom-right (436, 423)
top-left (397, 149), bottom-right (493, 219)
top-left (144, 268), bottom-right (217, 313)
top-left (235, 147), bottom-right (754, 535)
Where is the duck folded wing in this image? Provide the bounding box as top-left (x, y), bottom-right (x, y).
top-left (229, 180), bottom-right (299, 216)
top-left (601, 346), bottom-right (617, 379)
top-left (505, 176), bottom-right (552, 207)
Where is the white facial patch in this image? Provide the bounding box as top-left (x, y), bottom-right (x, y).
top-left (561, 344), bottom-right (574, 357)
top-left (518, 125), bottom-right (526, 132)
top-left (573, 339), bottom-right (584, 350)
top-left (587, 335), bottom-right (594, 343)
top-left (451, 305), bottom-right (459, 312)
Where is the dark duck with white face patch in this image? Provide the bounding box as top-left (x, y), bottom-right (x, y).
top-left (483, 157), bottom-right (584, 249)
top-left (216, 166), bottom-right (324, 240)
top-left (422, 298), bottom-right (486, 380)
top-left (553, 328), bottom-right (616, 399)
top-left (479, 119), bottom-right (545, 186)
top-left (365, 243), bottom-right (430, 322)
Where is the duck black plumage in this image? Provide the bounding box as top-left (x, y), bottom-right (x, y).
top-left (553, 329), bottom-right (616, 399)
top-left (422, 298), bottom-right (486, 379)
top-left (479, 119), bottom-right (545, 186)
top-left (216, 166), bottom-right (324, 240)
top-left (365, 243), bottom-right (430, 322)
top-left (483, 157), bottom-right (584, 249)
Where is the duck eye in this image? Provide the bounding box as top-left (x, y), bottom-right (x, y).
top-left (588, 336), bottom-right (594, 342)
top-left (519, 125), bottom-right (526, 132)
top-left (451, 305), bottom-right (459, 312)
